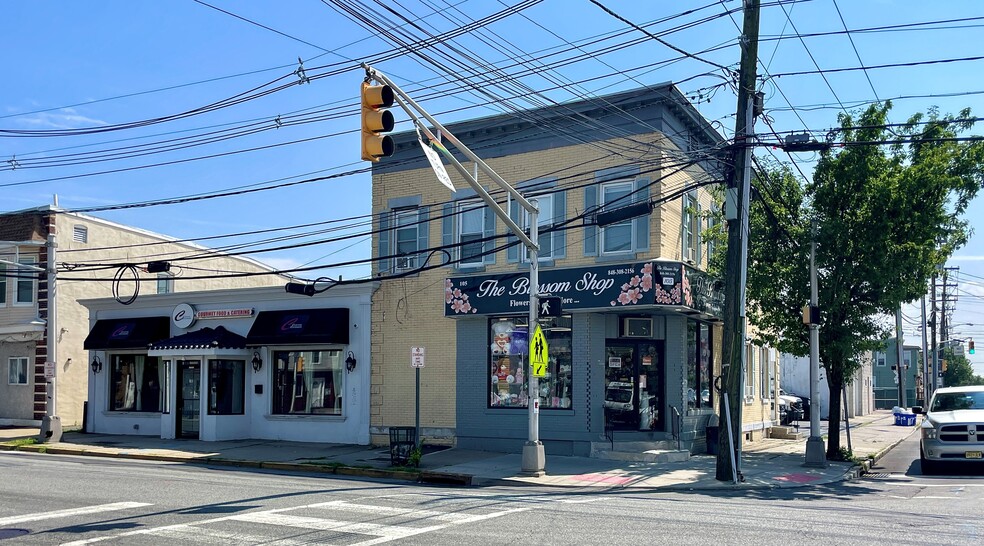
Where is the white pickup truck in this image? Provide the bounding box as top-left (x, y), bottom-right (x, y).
top-left (912, 385), bottom-right (984, 474)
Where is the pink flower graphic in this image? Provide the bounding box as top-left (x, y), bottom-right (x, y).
top-left (610, 262), bottom-right (656, 306)
top-left (629, 275), bottom-right (640, 287)
top-left (446, 280), bottom-right (479, 314)
top-left (451, 299), bottom-right (465, 313)
top-left (641, 274), bottom-right (653, 291)
top-left (641, 263), bottom-right (653, 275)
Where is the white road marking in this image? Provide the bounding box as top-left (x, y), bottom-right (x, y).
top-left (0, 502), bottom-right (151, 526)
top-left (306, 500), bottom-right (492, 522)
top-left (146, 526), bottom-right (318, 545)
top-left (60, 496), bottom-right (530, 546)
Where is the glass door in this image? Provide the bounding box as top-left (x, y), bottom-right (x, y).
top-left (604, 340), bottom-right (665, 432)
top-left (604, 343), bottom-right (638, 431)
top-left (177, 360), bottom-right (201, 439)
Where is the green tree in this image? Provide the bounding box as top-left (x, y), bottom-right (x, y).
top-left (745, 103), bottom-right (983, 459)
top-left (941, 349), bottom-right (984, 387)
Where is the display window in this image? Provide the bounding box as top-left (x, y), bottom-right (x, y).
top-left (272, 350), bottom-right (343, 415)
top-left (686, 320), bottom-right (713, 411)
top-left (488, 315), bottom-right (572, 410)
top-left (109, 355), bottom-right (164, 412)
top-left (208, 359), bottom-right (245, 415)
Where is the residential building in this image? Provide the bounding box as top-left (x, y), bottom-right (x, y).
top-left (780, 352), bottom-right (873, 419)
top-left (370, 84), bottom-right (781, 456)
top-left (0, 206), bottom-right (285, 428)
top-left (872, 342), bottom-right (922, 409)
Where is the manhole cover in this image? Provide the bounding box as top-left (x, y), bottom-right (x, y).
top-left (0, 528), bottom-right (30, 539)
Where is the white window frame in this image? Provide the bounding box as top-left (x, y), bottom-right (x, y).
top-left (393, 208), bottom-right (420, 271)
top-left (683, 194), bottom-right (698, 262)
top-left (457, 201), bottom-right (486, 266)
top-left (14, 256), bottom-right (37, 306)
top-left (156, 273), bottom-right (174, 294)
top-left (0, 262), bottom-right (6, 305)
top-left (744, 344), bottom-right (755, 400)
top-left (73, 225), bottom-right (88, 244)
top-left (8, 357), bottom-right (29, 385)
top-left (875, 352), bottom-right (886, 367)
top-left (601, 180), bottom-right (633, 255)
top-left (760, 347), bottom-right (769, 400)
top-left (520, 195), bottom-right (553, 261)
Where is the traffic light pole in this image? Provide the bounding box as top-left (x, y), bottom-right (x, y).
top-left (363, 65), bottom-right (546, 475)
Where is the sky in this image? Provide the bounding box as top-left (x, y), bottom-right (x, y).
top-left (2, 0), bottom-right (983, 374)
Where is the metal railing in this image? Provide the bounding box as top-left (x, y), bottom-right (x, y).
top-left (670, 405), bottom-right (682, 451)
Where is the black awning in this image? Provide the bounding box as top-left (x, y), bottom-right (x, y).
top-left (246, 308), bottom-right (349, 346)
top-left (83, 317), bottom-right (170, 350)
top-left (149, 326), bottom-right (247, 351)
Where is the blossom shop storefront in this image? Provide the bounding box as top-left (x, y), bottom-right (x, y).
top-left (446, 260), bottom-right (723, 456)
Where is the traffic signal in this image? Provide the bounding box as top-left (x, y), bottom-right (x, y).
top-left (942, 359), bottom-right (948, 373)
top-left (361, 82), bottom-right (395, 162)
top-left (970, 339), bottom-right (976, 354)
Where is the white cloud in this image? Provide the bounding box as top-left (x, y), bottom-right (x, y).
top-left (949, 255), bottom-right (984, 261)
top-left (14, 109), bottom-right (106, 129)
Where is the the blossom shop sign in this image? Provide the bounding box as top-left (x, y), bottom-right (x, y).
top-left (445, 261), bottom-right (723, 318)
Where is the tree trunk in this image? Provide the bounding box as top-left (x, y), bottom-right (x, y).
top-left (825, 372), bottom-right (844, 459)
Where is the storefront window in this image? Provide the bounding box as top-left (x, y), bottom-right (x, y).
top-left (488, 315), bottom-right (572, 410)
top-left (208, 359), bottom-right (245, 415)
top-left (686, 321), bottom-right (713, 411)
top-left (272, 350), bottom-right (343, 415)
top-left (110, 355), bottom-right (163, 412)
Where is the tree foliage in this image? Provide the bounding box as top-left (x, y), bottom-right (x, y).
top-left (745, 102), bottom-right (983, 458)
top-left (942, 349), bottom-right (984, 387)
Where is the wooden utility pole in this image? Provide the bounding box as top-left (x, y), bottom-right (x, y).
top-left (716, 0), bottom-right (759, 482)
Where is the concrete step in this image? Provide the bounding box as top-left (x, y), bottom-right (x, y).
top-left (590, 440), bottom-right (679, 454)
top-left (592, 448), bottom-right (691, 463)
top-left (769, 426), bottom-right (807, 440)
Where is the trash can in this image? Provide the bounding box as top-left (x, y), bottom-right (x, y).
top-left (389, 426), bottom-right (417, 465)
top-left (706, 425), bottom-right (720, 455)
top-left (894, 413), bottom-right (916, 426)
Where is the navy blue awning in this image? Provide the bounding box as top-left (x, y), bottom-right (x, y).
top-left (246, 308), bottom-right (349, 346)
top-left (149, 326), bottom-right (246, 351)
top-left (83, 317), bottom-right (170, 350)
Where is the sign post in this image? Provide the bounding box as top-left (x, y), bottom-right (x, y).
top-left (411, 347), bottom-right (425, 448)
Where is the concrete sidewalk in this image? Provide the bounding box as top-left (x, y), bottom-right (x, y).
top-left (0, 410), bottom-right (916, 490)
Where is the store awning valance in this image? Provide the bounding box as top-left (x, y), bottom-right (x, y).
top-left (83, 317), bottom-right (170, 350)
top-left (149, 326), bottom-right (246, 351)
top-left (246, 308), bottom-right (349, 346)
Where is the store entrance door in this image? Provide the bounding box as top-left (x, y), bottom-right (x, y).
top-left (176, 360), bottom-right (201, 439)
top-left (604, 340), bottom-right (665, 432)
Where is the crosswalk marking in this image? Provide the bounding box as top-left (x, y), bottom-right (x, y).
top-left (0, 502), bottom-right (152, 526)
top-left (60, 496), bottom-right (532, 546)
top-left (145, 526), bottom-right (318, 546)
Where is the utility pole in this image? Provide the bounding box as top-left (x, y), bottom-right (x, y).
top-left (920, 295), bottom-right (928, 405)
top-left (804, 222), bottom-right (825, 467)
top-left (930, 273), bottom-right (938, 394)
top-left (40, 231), bottom-right (62, 443)
top-left (717, 0), bottom-right (759, 482)
top-left (896, 306), bottom-right (906, 407)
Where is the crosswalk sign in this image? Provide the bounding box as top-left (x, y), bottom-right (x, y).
top-left (530, 324), bottom-right (549, 377)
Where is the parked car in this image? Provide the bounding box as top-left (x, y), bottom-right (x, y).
top-left (912, 385), bottom-right (984, 474)
top-left (778, 389), bottom-right (804, 425)
top-left (789, 392), bottom-right (811, 421)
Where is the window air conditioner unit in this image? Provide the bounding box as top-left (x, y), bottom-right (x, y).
top-left (623, 317), bottom-right (653, 338)
top-left (396, 255), bottom-right (414, 270)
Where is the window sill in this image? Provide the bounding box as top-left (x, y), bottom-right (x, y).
top-left (454, 265), bottom-right (487, 273)
top-left (743, 396), bottom-right (755, 405)
top-left (264, 413), bottom-right (345, 421)
top-left (101, 411), bottom-right (162, 417)
top-left (594, 252), bottom-right (640, 264)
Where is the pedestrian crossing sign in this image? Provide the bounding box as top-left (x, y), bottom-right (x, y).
top-left (530, 324), bottom-right (548, 377)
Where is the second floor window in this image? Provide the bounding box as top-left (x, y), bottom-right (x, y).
top-left (157, 273), bottom-right (174, 294)
top-left (394, 209), bottom-right (421, 270)
top-left (16, 257), bottom-right (36, 305)
top-left (683, 194), bottom-right (699, 263)
top-left (0, 263), bottom-right (6, 304)
top-left (602, 181), bottom-right (633, 254)
top-left (458, 201), bottom-right (486, 266)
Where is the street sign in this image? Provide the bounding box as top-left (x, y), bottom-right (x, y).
top-left (411, 346), bottom-right (426, 368)
top-left (529, 324), bottom-right (548, 377)
top-left (44, 361), bottom-right (55, 380)
top-left (537, 296), bottom-right (563, 317)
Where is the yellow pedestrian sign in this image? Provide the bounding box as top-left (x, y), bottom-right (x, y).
top-left (530, 324), bottom-right (549, 377)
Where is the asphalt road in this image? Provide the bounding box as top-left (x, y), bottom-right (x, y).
top-left (1, 448), bottom-right (982, 545)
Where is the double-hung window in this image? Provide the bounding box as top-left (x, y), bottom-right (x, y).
top-left (457, 201), bottom-right (485, 266)
top-left (8, 357), bottom-right (28, 385)
top-left (16, 256), bottom-right (36, 305)
top-left (378, 197), bottom-right (429, 276)
top-left (0, 263), bottom-right (6, 304)
top-left (508, 182), bottom-right (566, 264)
top-left (157, 273), bottom-right (174, 294)
top-left (393, 208), bottom-right (420, 270)
top-left (601, 181), bottom-right (633, 254)
top-left (682, 194), bottom-right (699, 263)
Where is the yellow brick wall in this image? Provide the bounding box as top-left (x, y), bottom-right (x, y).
top-left (371, 132), bottom-right (719, 442)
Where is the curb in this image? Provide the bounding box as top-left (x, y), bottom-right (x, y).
top-left (0, 443), bottom-right (472, 486)
top-left (854, 424), bottom-right (920, 477)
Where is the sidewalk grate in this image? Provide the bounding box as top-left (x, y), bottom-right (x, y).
top-left (862, 472), bottom-right (891, 479)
